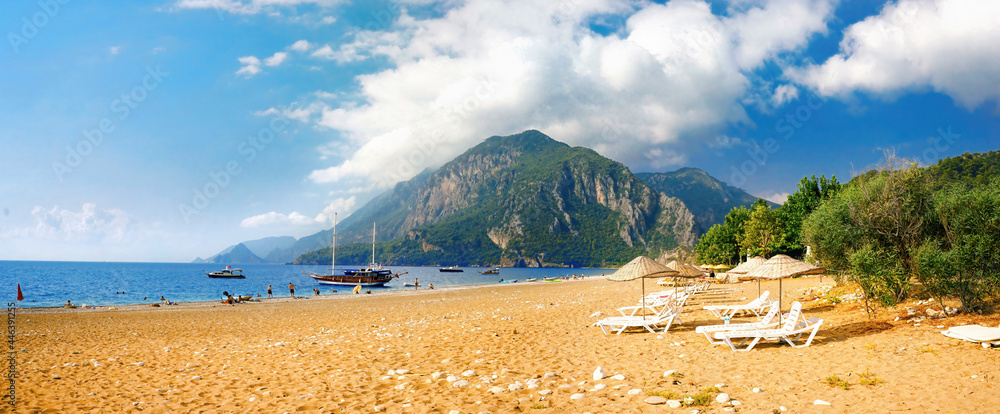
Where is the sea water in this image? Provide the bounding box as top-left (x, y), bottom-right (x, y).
top-left (1, 261), bottom-right (611, 308)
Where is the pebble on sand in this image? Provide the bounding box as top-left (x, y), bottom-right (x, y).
top-left (627, 388), bottom-right (642, 396)
top-left (489, 386), bottom-right (505, 394)
top-left (663, 370), bottom-right (677, 377)
top-left (538, 389), bottom-right (552, 395)
top-left (666, 400), bottom-right (682, 408)
top-left (593, 367), bottom-right (606, 381)
top-left (644, 396), bottom-right (666, 405)
top-left (610, 374), bottom-right (626, 380)
top-left (570, 393), bottom-right (586, 400)
top-left (716, 393), bottom-right (730, 403)
top-left (462, 370), bottom-right (477, 377)
top-left (814, 400), bottom-right (832, 406)
top-left (453, 380), bottom-right (470, 388)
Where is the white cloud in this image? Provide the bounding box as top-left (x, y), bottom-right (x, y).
top-left (314, 196), bottom-right (358, 226)
top-left (709, 135), bottom-right (747, 149)
top-left (254, 101), bottom-right (325, 122)
top-left (294, 0), bottom-right (836, 188)
top-left (791, 0), bottom-right (1000, 109)
top-left (762, 192), bottom-right (790, 204)
top-left (240, 211), bottom-right (316, 228)
top-left (174, 0), bottom-right (343, 15)
top-left (321, 16), bottom-right (336, 24)
top-left (109, 46), bottom-right (121, 55)
top-left (264, 51), bottom-right (288, 67)
top-left (236, 55), bottom-right (262, 77)
top-left (772, 84), bottom-right (800, 106)
top-left (8, 203), bottom-right (135, 243)
top-left (241, 196), bottom-right (357, 229)
top-left (289, 40), bottom-right (311, 51)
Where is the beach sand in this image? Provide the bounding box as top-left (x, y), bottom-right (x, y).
top-left (10, 276), bottom-right (1000, 413)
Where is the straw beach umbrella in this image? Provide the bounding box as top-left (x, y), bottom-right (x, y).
top-left (608, 256), bottom-right (679, 319)
top-left (658, 260), bottom-right (706, 287)
top-left (727, 256), bottom-right (767, 293)
top-left (743, 254), bottom-right (825, 322)
top-left (727, 256), bottom-right (766, 275)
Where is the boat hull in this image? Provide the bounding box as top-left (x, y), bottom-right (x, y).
top-left (207, 274), bottom-right (246, 279)
top-left (439, 268), bottom-right (464, 272)
top-left (305, 272), bottom-right (394, 287)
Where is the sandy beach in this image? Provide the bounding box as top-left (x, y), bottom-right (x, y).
top-left (10, 276), bottom-right (1000, 413)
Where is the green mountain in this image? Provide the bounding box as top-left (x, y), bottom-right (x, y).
top-left (199, 243), bottom-right (266, 264)
top-left (296, 130), bottom-right (697, 267)
top-left (636, 168), bottom-right (774, 234)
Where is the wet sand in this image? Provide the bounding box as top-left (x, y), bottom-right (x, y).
top-left (10, 276), bottom-right (1000, 413)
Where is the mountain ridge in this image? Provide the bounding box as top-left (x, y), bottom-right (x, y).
top-left (197, 131), bottom-right (758, 266)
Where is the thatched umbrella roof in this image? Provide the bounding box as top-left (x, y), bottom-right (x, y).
top-left (607, 256), bottom-right (679, 281)
top-left (665, 260), bottom-right (707, 278)
top-left (607, 256), bottom-right (679, 320)
top-left (727, 256), bottom-right (766, 274)
top-left (743, 254), bottom-right (825, 280)
top-left (743, 254), bottom-right (826, 323)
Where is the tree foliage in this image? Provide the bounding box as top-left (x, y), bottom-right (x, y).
top-left (739, 201), bottom-right (784, 258)
top-left (804, 150), bottom-right (1000, 316)
top-left (694, 204), bottom-right (751, 265)
top-left (776, 175), bottom-right (841, 256)
top-left (915, 181), bottom-right (1000, 313)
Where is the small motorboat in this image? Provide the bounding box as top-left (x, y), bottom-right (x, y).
top-left (499, 279), bottom-right (518, 284)
top-left (206, 266), bottom-right (245, 278)
top-left (439, 265), bottom-right (464, 272)
top-left (524, 278), bottom-right (538, 282)
top-left (480, 266), bottom-right (500, 274)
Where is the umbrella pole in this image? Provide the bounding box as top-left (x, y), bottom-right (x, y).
top-left (778, 278), bottom-right (783, 325)
top-left (642, 277), bottom-right (647, 320)
top-left (757, 279), bottom-right (761, 297)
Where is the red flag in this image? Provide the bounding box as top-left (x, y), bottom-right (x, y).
top-left (17, 283), bottom-right (24, 301)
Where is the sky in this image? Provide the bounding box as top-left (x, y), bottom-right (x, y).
top-left (1, 0), bottom-right (998, 262)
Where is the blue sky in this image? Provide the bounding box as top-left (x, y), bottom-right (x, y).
top-left (1, 0), bottom-right (998, 262)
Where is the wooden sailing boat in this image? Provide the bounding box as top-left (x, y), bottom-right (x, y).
top-left (303, 216), bottom-right (398, 287)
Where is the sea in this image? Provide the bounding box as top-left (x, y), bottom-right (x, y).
top-left (1, 261), bottom-right (612, 308)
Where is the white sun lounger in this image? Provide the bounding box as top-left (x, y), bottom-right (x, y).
top-left (703, 291), bottom-right (772, 320)
top-left (695, 301), bottom-right (780, 345)
top-left (618, 291), bottom-right (691, 316)
top-left (715, 302), bottom-right (823, 351)
top-left (596, 304), bottom-right (684, 335)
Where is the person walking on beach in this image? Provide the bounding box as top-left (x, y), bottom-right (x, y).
top-left (267, 285), bottom-right (272, 298)
top-left (288, 282), bottom-right (296, 298)
top-left (414, 278), bottom-right (419, 290)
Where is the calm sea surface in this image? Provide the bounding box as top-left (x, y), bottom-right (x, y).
top-left (2, 261), bottom-right (611, 308)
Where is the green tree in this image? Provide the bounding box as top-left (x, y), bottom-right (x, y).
top-left (694, 205), bottom-right (751, 265)
top-left (802, 187), bottom-right (859, 273)
top-left (776, 175), bottom-right (841, 257)
top-left (739, 201), bottom-right (784, 258)
top-left (915, 181), bottom-right (1000, 313)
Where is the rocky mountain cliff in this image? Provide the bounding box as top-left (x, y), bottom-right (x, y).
top-left (296, 130), bottom-right (697, 267)
top-left (636, 168), bottom-right (774, 234)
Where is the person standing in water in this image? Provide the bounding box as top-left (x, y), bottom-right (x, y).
top-left (288, 282), bottom-right (295, 298)
top-left (414, 278), bottom-right (419, 290)
top-left (267, 284), bottom-right (273, 298)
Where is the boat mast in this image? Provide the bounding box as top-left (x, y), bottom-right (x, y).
top-left (330, 212), bottom-right (337, 276)
top-left (371, 221), bottom-right (376, 264)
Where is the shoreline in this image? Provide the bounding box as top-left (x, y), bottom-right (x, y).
top-left (14, 276), bottom-right (603, 314)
